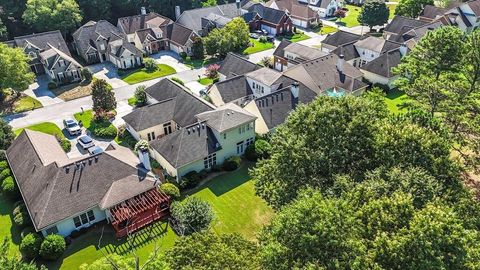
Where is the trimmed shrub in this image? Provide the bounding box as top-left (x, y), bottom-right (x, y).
top-left (151, 158), bottom-right (161, 170)
top-left (259, 35), bottom-right (268, 43)
top-left (14, 211), bottom-right (32, 227)
top-left (245, 144), bottom-right (257, 161)
top-left (20, 233), bottom-right (42, 259)
top-left (134, 85), bottom-right (147, 106)
top-left (179, 52), bottom-right (188, 60)
top-left (21, 227), bottom-right (35, 239)
top-left (0, 168), bottom-right (11, 181)
top-left (255, 139), bottom-right (271, 160)
top-left (47, 82), bottom-right (57, 90)
top-left (39, 234), bottom-right (66, 261)
top-left (0, 160), bottom-right (8, 171)
top-left (222, 156), bottom-right (241, 171)
top-left (160, 183), bottom-right (180, 199)
top-left (13, 202), bottom-right (26, 216)
top-left (2, 176), bottom-right (20, 200)
top-left (171, 77), bottom-right (185, 86)
top-left (81, 68), bottom-right (93, 82)
top-left (180, 171), bottom-right (201, 189)
top-left (60, 139), bottom-right (71, 153)
top-left (134, 140), bottom-right (150, 152)
top-left (89, 120), bottom-right (117, 139)
top-left (198, 170), bottom-right (208, 179)
top-left (144, 58), bottom-right (157, 72)
top-left (0, 150), bottom-right (6, 161)
top-left (373, 82), bottom-right (390, 92)
top-left (170, 197), bottom-right (214, 235)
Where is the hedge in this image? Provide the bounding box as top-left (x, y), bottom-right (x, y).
top-left (39, 234), bottom-right (66, 261)
top-left (0, 160), bottom-right (8, 171)
top-left (14, 211), bottom-right (32, 228)
top-left (222, 156), bottom-right (241, 171)
top-left (2, 176), bottom-right (20, 200)
top-left (21, 227), bottom-right (36, 239)
top-left (60, 139), bottom-right (71, 153)
top-left (180, 171), bottom-right (201, 189)
top-left (13, 202), bottom-right (26, 216)
top-left (0, 168), bottom-right (11, 182)
top-left (20, 233), bottom-right (42, 259)
top-left (160, 183), bottom-right (180, 199)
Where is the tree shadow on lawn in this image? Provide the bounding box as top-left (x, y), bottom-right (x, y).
top-left (0, 195), bottom-right (22, 246)
top-left (204, 163), bottom-right (254, 197)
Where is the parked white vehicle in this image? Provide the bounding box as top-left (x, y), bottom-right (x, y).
top-left (63, 118), bottom-right (81, 136)
top-left (77, 135), bottom-right (95, 149)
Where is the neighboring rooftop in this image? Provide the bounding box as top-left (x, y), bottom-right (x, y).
top-left (419, 5), bottom-right (447, 21)
top-left (196, 103), bottom-right (257, 133)
top-left (283, 41), bottom-right (328, 60)
top-left (212, 75), bottom-right (254, 104)
top-left (360, 49), bottom-right (403, 78)
top-left (176, 3), bottom-right (244, 33)
top-left (246, 67), bottom-right (283, 86)
top-left (162, 22), bottom-right (195, 46)
top-left (73, 20), bottom-right (125, 55)
top-left (117, 12), bottom-right (171, 35)
top-left (6, 130), bottom-right (156, 231)
top-left (385, 16), bottom-right (427, 38)
top-left (218, 52), bottom-right (260, 78)
top-left (248, 3), bottom-right (288, 24)
top-left (322, 30), bottom-right (361, 48)
top-left (9, 30), bottom-right (70, 55)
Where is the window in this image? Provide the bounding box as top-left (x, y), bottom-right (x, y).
top-left (58, 59), bottom-right (65, 67)
top-left (204, 153), bottom-right (217, 169)
top-left (252, 82), bottom-right (256, 89)
top-left (147, 132), bottom-right (155, 141)
top-left (237, 141), bottom-right (245, 154)
top-left (45, 226), bottom-right (58, 235)
top-left (81, 213), bottom-right (88, 225)
top-left (164, 122), bottom-right (172, 135)
top-left (87, 210), bottom-right (95, 222)
top-left (246, 137), bottom-right (254, 146)
top-left (73, 216), bottom-right (82, 228)
top-left (223, 133), bottom-right (226, 139)
top-left (73, 210), bottom-right (95, 228)
top-left (100, 44), bottom-right (105, 50)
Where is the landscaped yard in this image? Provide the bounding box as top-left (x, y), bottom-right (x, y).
top-left (279, 32), bottom-right (310, 42)
top-left (334, 4), bottom-right (361, 27)
top-left (50, 81), bottom-right (92, 101)
top-left (243, 38), bottom-right (275, 55)
top-left (384, 89), bottom-right (411, 114)
top-left (183, 57), bottom-right (219, 69)
top-left (0, 90), bottom-right (43, 115)
top-left (388, 3), bottom-right (397, 19)
top-left (319, 25), bottom-right (338, 35)
top-left (0, 163), bottom-right (274, 269)
top-left (14, 122), bottom-right (65, 138)
top-left (198, 77), bottom-right (214, 86)
top-left (74, 110), bottom-right (94, 129)
top-left (120, 64), bottom-right (176, 85)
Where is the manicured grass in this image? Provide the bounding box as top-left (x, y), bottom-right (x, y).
top-left (0, 90), bottom-right (43, 115)
top-left (279, 32), bottom-right (311, 42)
top-left (14, 122), bottom-right (65, 138)
top-left (334, 4), bottom-right (362, 28)
top-left (40, 163), bottom-right (273, 269)
top-left (183, 57), bottom-right (219, 69)
top-left (127, 97), bottom-right (137, 106)
top-left (243, 38), bottom-right (275, 55)
top-left (384, 89), bottom-right (411, 114)
top-left (388, 3), bottom-right (397, 19)
top-left (319, 25), bottom-right (338, 35)
top-left (198, 77), bottom-right (214, 86)
top-left (0, 193), bottom-right (21, 257)
top-left (120, 64), bottom-right (176, 85)
top-left (74, 110), bottom-right (94, 129)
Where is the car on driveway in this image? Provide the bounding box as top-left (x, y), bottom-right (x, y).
top-left (63, 118), bottom-right (81, 136)
top-left (249, 33), bottom-right (260, 39)
top-left (88, 146), bottom-right (104, 155)
top-left (77, 135), bottom-right (95, 150)
top-left (254, 29), bottom-right (268, 36)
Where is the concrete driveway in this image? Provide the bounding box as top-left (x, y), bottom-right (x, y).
top-left (24, 75), bottom-right (64, 106)
top-left (88, 62), bottom-right (129, 89)
top-left (150, 51), bottom-right (191, 72)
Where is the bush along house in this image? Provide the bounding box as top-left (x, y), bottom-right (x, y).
top-left (122, 78), bottom-right (256, 181)
top-left (6, 130), bottom-right (170, 238)
top-left (5, 30), bottom-right (83, 86)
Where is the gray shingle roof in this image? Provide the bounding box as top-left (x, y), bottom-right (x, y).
top-left (150, 122), bottom-right (220, 168)
top-left (360, 49), bottom-right (402, 78)
top-left (385, 16), bottom-right (427, 37)
top-left (144, 79), bottom-right (215, 127)
top-left (73, 20), bottom-right (125, 57)
top-left (246, 67), bottom-right (283, 86)
top-left (248, 4), bottom-right (288, 24)
top-left (176, 3), bottom-right (243, 33)
top-left (331, 42), bottom-right (359, 61)
top-left (218, 52), bottom-right (260, 78)
top-left (255, 88), bottom-right (296, 130)
top-left (162, 22), bottom-right (195, 46)
top-left (322, 30), bottom-right (361, 48)
top-left (419, 5), bottom-right (447, 20)
top-left (468, 0), bottom-right (480, 16)
top-left (6, 130), bottom-right (156, 231)
top-left (12, 30), bottom-right (70, 55)
top-left (123, 99), bottom-right (176, 131)
top-left (196, 103), bottom-right (257, 133)
top-left (212, 75), bottom-right (254, 103)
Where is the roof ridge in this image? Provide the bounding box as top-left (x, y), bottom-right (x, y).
top-left (13, 30), bottom-right (62, 40)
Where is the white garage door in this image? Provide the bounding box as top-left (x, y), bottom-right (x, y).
top-left (292, 18), bottom-right (307, 28)
top-left (261, 24), bottom-right (276, 35)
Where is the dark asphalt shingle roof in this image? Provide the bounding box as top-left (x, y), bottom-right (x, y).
top-left (218, 52), bottom-right (260, 78)
top-left (176, 3), bottom-right (243, 33)
top-left (12, 30), bottom-right (70, 55)
top-left (117, 13), bottom-right (171, 35)
top-left (144, 79), bottom-right (215, 127)
top-left (213, 75), bottom-right (254, 103)
top-left (162, 23), bottom-right (195, 46)
top-left (385, 16), bottom-right (427, 37)
top-left (419, 5), bottom-right (447, 20)
top-left (123, 99), bottom-right (176, 131)
top-left (255, 88), bottom-right (297, 130)
top-left (248, 4), bottom-right (288, 24)
top-left (322, 30), bottom-right (361, 48)
top-left (196, 103), bottom-right (257, 133)
top-left (6, 130), bottom-right (156, 231)
top-left (360, 49), bottom-right (402, 78)
top-left (73, 20), bottom-right (125, 56)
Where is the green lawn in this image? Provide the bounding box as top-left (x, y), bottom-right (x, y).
top-left (319, 25), bottom-right (339, 35)
top-left (183, 57), bottom-right (219, 69)
top-left (74, 110), bottom-right (94, 129)
top-left (0, 194), bottom-right (21, 257)
top-left (388, 3), bottom-right (397, 19)
top-left (334, 4), bottom-right (362, 28)
top-left (13, 95), bottom-right (43, 113)
top-left (121, 64), bottom-right (176, 85)
top-left (279, 32), bottom-right (311, 42)
top-left (127, 97), bottom-right (137, 106)
top-left (384, 89), bottom-right (411, 114)
top-left (243, 38), bottom-right (275, 55)
top-left (14, 122), bottom-right (65, 138)
top-left (39, 163), bottom-right (273, 269)
top-left (198, 77), bottom-right (214, 86)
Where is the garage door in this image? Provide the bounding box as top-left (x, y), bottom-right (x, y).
top-left (261, 24), bottom-right (276, 35)
top-left (292, 19), bottom-right (307, 28)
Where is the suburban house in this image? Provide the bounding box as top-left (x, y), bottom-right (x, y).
top-left (445, 0), bottom-right (480, 32)
top-left (73, 20), bottom-right (143, 69)
top-left (123, 79), bottom-right (256, 180)
top-left (418, 5), bottom-right (448, 22)
top-left (383, 16), bottom-right (428, 41)
top-left (321, 30), bottom-right (361, 53)
top-left (5, 31), bottom-right (83, 85)
top-left (273, 39), bottom-right (327, 71)
top-left (118, 8), bottom-right (198, 56)
top-left (175, 1), bottom-right (247, 36)
top-left (6, 130), bottom-right (171, 238)
top-left (265, 0), bottom-right (319, 28)
top-left (298, 0), bottom-right (341, 18)
top-left (359, 48), bottom-right (405, 88)
top-left (245, 3), bottom-right (293, 35)
top-left (218, 52), bottom-right (260, 81)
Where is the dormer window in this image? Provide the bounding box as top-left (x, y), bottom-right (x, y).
top-left (28, 51), bottom-right (37, 59)
top-left (58, 59), bottom-right (66, 67)
top-left (100, 44), bottom-right (105, 50)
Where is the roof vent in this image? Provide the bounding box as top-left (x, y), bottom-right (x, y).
top-left (202, 123), bottom-right (206, 129)
top-left (187, 128), bottom-right (191, 134)
top-left (75, 163), bottom-right (80, 170)
top-left (65, 166), bottom-right (70, 174)
top-left (95, 156), bottom-right (99, 162)
top-left (88, 158), bottom-right (93, 165)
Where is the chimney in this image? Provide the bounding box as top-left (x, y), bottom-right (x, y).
top-left (138, 149), bottom-right (151, 171)
top-left (290, 82), bottom-right (299, 98)
top-left (236, 0), bottom-right (241, 9)
top-left (175, 6), bottom-right (181, 20)
top-left (141, 7), bottom-right (147, 15)
top-left (337, 54), bottom-right (345, 73)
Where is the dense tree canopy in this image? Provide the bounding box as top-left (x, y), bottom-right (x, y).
top-left (395, 0), bottom-right (434, 18)
top-left (22, 0), bottom-right (82, 35)
top-left (0, 44), bottom-right (35, 93)
top-left (91, 79), bottom-right (116, 114)
top-left (0, 19), bottom-right (7, 41)
top-left (358, 0), bottom-right (389, 30)
top-left (77, 0), bottom-right (111, 23)
top-left (204, 17), bottom-right (250, 57)
top-left (251, 95), bottom-right (458, 208)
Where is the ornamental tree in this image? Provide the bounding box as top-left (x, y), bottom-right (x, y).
top-left (395, 0), bottom-right (434, 18)
top-left (91, 79), bottom-right (116, 114)
top-left (0, 44), bottom-right (35, 95)
top-left (358, 0), bottom-right (389, 31)
top-left (170, 197), bottom-right (214, 235)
